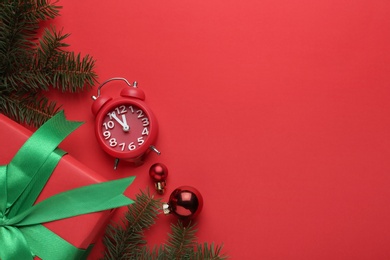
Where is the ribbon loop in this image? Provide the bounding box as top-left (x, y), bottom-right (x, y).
top-left (0, 226), bottom-right (33, 260)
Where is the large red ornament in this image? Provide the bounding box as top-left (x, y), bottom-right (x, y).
top-left (149, 163), bottom-right (168, 194)
top-left (163, 186), bottom-right (203, 220)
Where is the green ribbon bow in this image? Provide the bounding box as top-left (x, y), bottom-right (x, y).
top-left (0, 111), bottom-right (135, 259)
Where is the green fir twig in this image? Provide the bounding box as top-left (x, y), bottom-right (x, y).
top-left (102, 189), bottom-right (228, 260)
top-left (102, 189), bottom-right (161, 260)
top-left (0, 0), bottom-right (98, 127)
top-left (164, 221), bottom-right (197, 259)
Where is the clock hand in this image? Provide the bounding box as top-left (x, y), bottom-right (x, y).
top-left (111, 113), bottom-right (130, 132)
top-left (121, 114), bottom-right (130, 131)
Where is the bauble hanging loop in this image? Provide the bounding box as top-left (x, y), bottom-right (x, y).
top-left (149, 163), bottom-right (168, 194)
top-left (163, 186), bottom-right (203, 220)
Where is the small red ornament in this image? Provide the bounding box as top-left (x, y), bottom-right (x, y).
top-left (149, 163), bottom-right (168, 194)
top-left (163, 186), bottom-right (203, 220)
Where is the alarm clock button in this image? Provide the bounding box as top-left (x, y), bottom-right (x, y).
top-left (120, 87), bottom-right (145, 100)
top-left (91, 95), bottom-right (112, 116)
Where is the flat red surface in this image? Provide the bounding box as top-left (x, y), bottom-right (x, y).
top-left (39, 1), bottom-right (390, 259)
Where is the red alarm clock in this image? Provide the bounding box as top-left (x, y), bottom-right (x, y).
top-left (91, 77), bottom-right (160, 168)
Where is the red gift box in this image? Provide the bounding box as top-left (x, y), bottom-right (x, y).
top-left (0, 113), bottom-right (112, 257)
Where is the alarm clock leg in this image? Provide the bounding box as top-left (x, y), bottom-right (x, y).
top-left (114, 158), bottom-right (120, 170)
top-left (149, 145), bottom-right (161, 155)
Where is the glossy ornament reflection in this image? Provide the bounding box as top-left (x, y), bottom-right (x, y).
top-left (163, 186), bottom-right (203, 220)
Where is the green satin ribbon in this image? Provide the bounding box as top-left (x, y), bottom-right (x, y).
top-left (0, 111), bottom-right (135, 260)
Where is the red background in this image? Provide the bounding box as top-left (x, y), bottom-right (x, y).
top-left (42, 1), bottom-right (390, 259)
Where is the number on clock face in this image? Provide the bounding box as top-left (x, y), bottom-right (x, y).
top-left (101, 105), bottom-right (150, 152)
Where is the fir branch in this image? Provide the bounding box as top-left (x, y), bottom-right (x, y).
top-left (130, 246), bottom-right (165, 260)
top-left (164, 222), bottom-right (228, 260)
top-left (35, 26), bottom-right (70, 70)
top-left (102, 189), bottom-right (161, 260)
top-left (50, 51), bottom-right (97, 92)
top-left (193, 243), bottom-right (228, 260)
top-left (34, 26), bottom-right (97, 92)
top-left (0, 0), bottom-right (98, 127)
top-left (0, 91), bottom-right (59, 126)
top-left (2, 68), bottom-right (49, 92)
top-left (0, 1), bottom-right (37, 77)
top-left (101, 190), bottom-right (228, 260)
top-left (164, 221), bottom-right (197, 260)
top-left (21, 0), bottom-right (61, 22)
top-left (0, 0), bottom-right (60, 22)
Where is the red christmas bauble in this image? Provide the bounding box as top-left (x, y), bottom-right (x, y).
top-left (149, 163), bottom-right (168, 194)
top-left (163, 186), bottom-right (203, 220)
top-left (149, 163), bottom-right (168, 181)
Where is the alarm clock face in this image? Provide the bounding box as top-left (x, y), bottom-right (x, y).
top-left (95, 99), bottom-right (157, 160)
